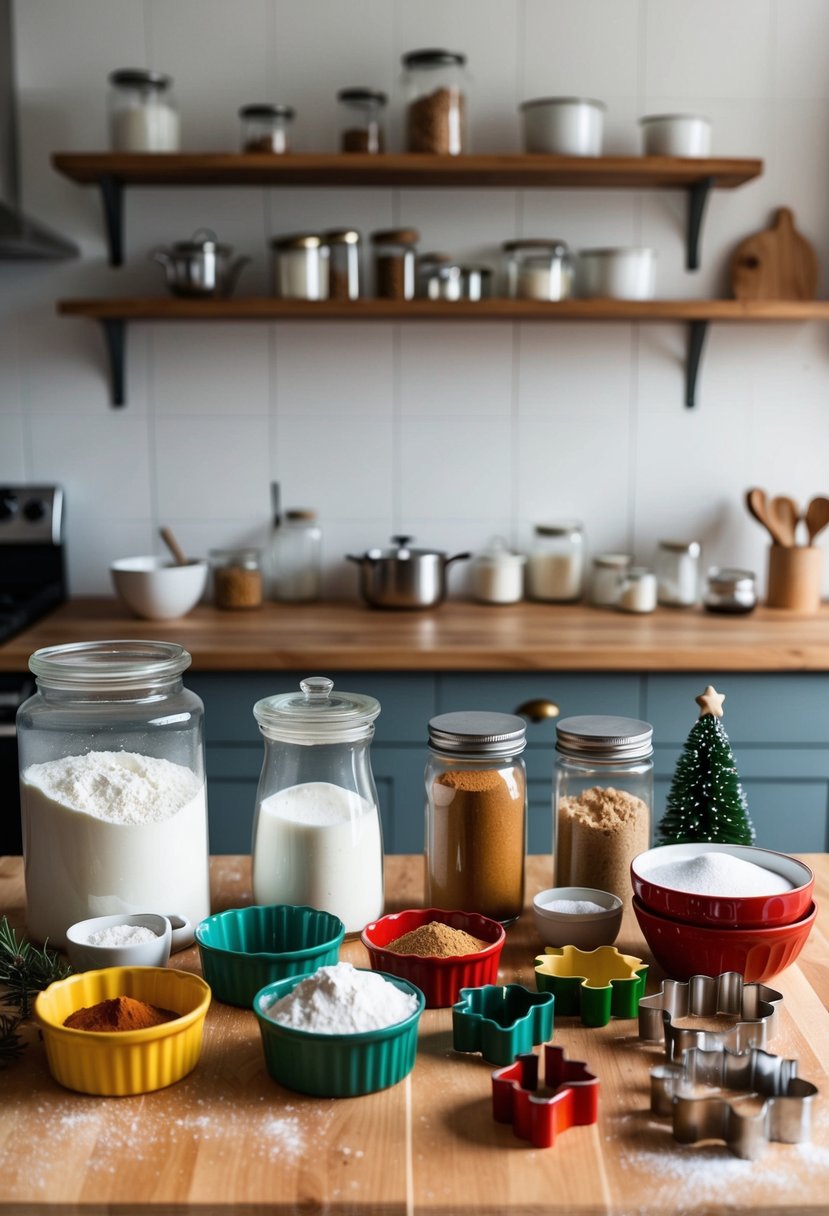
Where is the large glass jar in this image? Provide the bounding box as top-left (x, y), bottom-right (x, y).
top-left (108, 69), bottom-right (180, 152)
top-left (239, 103), bottom-right (295, 153)
top-left (251, 676), bottom-right (384, 933)
top-left (401, 49), bottom-right (469, 154)
top-left (502, 239), bottom-right (574, 300)
top-left (554, 715), bottom-right (653, 907)
top-left (17, 640), bottom-right (210, 947)
top-left (425, 711), bottom-right (527, 924)
top-left (270, 509), bottom-right (323, 602)
top-left (271, 233), bottom-right (330, 299)
top-left (655, 539), bottom-right (701, 607)
top-left (527, 521), bottom-right (585, 602)
top-left (337, 88), bottom-right (387, 153)
top-left (371, 228), bottom-right (419, 299)
top-left (209, 547), bottom-right (263, 610)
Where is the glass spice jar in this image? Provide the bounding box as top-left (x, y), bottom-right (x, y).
top-left (108, 68), bottom-right (180, 152)
top-left (425, 711), bottom-right (527, 924)
top-left (337, 88), bottom-right (387, 153)
top-left (616, 566), bottom-right (657, 614)
top-left (371, 228), bottom-right (419, 299)
top-left (502, 239), bottom-right (574, 301)
top-left (209, 547), bottom-right (264, 609)
top-left (589, 553), bottom-right (631, 607)
top-left (527, 522), bottom-right (585, 602)
top-left (324, 228), bottom-right (361, 300)
top-left (239, 103), bottom-right (295, 153)
top-left (554, 715), bottom-right (653, 907)
top-left (460, 264), bottom-right (493, 300)
top-left (703, 567), bottom-right (757, 614)
top-left (655, 539), bottom-right (701, 607)
top-left (401, 48), bottom-right (469, 154)
top-left (271, 233), bottom-right (330, 299)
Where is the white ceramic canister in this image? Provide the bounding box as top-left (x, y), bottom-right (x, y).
top-left (616, 567), bottom-right (657, 614)
top-left (578, 248), bottom-right (656, 300)
top-left (520, 97), bottom-right (605, 156)
top-left (471, 538), bottom-right (526, 604)
top-left (639, 114), bottom-right (711, 158)
top-left (271, 234), bottom-right (330, 300)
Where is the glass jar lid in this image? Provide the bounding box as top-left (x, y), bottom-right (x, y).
top-left (658, 539), bottom-right (701, 555)
top-left (371, 227), bottom-right (419, 246)
top-left (109, 68), bottom-right (172, 91)
top-left (402, 48), bottom-right (467, 69)
top-left (502, 239), bottom-right (570, 255)
top-left (209, 547), bottom-right (261, 568)
top-left (706, 566), bottom-right (755, 591)
top-left (271, 233), bottom-right (326, 250)
top-left (592, 553), bottom-right (630, 569)
top-left (28, 639), bottom-right (191, 691)
top-left (239, 103), bottom-right (295, 120)
top-left (535, 521), bottom-right (583, 537)
top-left (324, 228), bottom-right (361, 245)
top-left (623, 566), bottom-right (654, 581)
top-left (337, 88), bottom-right (388, 106)
top-left (253, 676), bottom-right (380, 742)
top-left (555, 715), bottom-right (653, 761)
top-left (428, 711), bottom-right (527, 757)
top-left (474, 537), bottom-right (525, 568)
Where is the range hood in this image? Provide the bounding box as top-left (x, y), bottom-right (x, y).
top-left (0, 0), bottom-right (77, 258)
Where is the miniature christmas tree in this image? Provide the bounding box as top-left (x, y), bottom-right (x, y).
top-left (656, 685), bottom-right (755, 846)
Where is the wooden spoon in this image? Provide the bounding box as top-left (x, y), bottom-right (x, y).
top-left (159, 526), bottom-right (189, 566)
top-left (804, 496), bottom-right (829, 544)
top-left (768, 495), bottom-right (799, 547)
top-left (745, 487), bottom-right (788, 547)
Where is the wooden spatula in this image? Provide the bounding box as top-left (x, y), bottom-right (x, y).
top-left (730, 207), bottom-right (818, 300)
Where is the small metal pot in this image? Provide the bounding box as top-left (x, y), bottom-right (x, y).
top-left (151, 228), bottom-right (249, 298)
top-left (347, 535), bottom-right (470, 609)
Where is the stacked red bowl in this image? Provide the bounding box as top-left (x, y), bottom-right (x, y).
top-left (630, 842), bottom-right (816, 983)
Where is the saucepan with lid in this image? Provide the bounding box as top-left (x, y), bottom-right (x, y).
top-left (347, 535), bottom-right (470, 609)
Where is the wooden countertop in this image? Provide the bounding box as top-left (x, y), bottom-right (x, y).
top-left (3, 597), bottom-right (829, 672)
top-left (1, 854), bottom-right (827, 1215)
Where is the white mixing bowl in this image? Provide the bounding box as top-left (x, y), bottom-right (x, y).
top-left (111, 555), bottom-right (207, 620)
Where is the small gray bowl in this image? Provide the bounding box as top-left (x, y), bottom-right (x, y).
top-left (532, 887), bottom-right (623, 950)
top-left (65, 913), bottom-right (183, 971)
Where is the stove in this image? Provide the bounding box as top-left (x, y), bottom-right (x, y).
top-left (0, 484), bottom-right (66, 643)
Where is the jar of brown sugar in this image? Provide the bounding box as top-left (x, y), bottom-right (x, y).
top-left (209, 547), bottom-right (264, 610)
top-left (371, 228), bottom-right (419, 299)
top-left (425, 711), bottom-right (527, 924)
top-left (554, 715), bottom-right (653, 907)
top-left (337, 88), bottom-right (387, 153)
top-left (401, 49), bottom-right (469, 155)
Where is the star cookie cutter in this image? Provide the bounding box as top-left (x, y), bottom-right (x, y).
top-left (492, 1044), bottom-right (600, 1148)
top-left (452, 983), bottom-right (555, 1065)
top-left (650, 1044), bottom-right (817, 1160)
top-left (534, 944), bottom-right (648, 1027)
top-left (638, 972), bottom-right (783, 1060)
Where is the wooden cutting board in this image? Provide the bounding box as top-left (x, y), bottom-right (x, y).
top-left (730, 206), bottom-right (818, 299)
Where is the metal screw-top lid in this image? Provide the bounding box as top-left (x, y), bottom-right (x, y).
top-left (239, 103), bottom-right (295, 120)
top-left (270, 233), bottom-right (327, 250)
top-left (535, 520), bottom-right (583, 538)
top-left (109, 68), bottom-right (172, 91)
top-left (706, 566), bottom-right (755, 592)
top-left (254, 675), bottom-right (380, 742)
top-left (428, 711), bottom-right (527, 757)
top-left (324, 228), bottom-right (361, 245)
top-left (337, 87), bottom-right (388, 106)
top-left (658, 539), bottom-right (701, 556)
top-left (502, 239), bottom-right (570, 254)
top-left (555, 715), bottom-right (653, 761)
top-left (402, 48), bottom-right (467, 69)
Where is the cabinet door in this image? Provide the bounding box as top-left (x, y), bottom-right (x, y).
top-left (204, 745), bottom-right (260, 854)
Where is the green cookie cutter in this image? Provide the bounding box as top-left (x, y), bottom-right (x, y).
top-left (535, 944), bottom-right (648, 1027)
top-left (452, 983), bottom-right (555, 1065)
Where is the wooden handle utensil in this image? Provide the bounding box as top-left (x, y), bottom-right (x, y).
top-left (804, 496), bottom-right (829, 544)
top-left (745, 487), bottom-right (788, 547)
top-left (159, 526), bottom-right (189, 566)
top-left (768, 495), bottom-right (800, 547)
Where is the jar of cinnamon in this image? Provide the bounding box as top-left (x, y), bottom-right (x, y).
top-left (424, 711), bottom-right (527, 924)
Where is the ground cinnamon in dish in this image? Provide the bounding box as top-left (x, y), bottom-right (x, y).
top-left (64, 995), bottom-right (178, 1032)
top-left (387, 921), bottom-right (488, 957)
top-left (557, 785), bottom-right (650, 904)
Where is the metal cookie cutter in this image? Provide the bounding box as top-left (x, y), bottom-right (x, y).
top-left (492, 1044), bottom-right (599, 1148)
top-left (452, 983), bottom-right (554, 1065)
top-left (638, 972), bottom-right (783, 1060)
top-left (535, 945), bottom-right (648, 1027)
top-left (650, 1045), bottom-right (818, 1160)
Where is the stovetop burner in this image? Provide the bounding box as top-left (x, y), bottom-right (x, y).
top-left (0, 484), bottom-right (66, 643)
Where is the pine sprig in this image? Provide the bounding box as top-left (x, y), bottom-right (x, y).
top-left (0, 917), bottom-right (71, 1019)
top-left (0, 1012), bottom-right (25, 1068)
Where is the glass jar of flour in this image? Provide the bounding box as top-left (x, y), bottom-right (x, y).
top-left (17, 641), bottom-right (210, 947)
top-left (108, 69), bottom-right (180, 151)
top-left (527, 521), bottom-right (585, 602)
top-left (251, 676), bottom-right (384, 933)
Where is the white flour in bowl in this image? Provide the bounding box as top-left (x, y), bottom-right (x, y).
top-left (86, 924), bottom-right (159, 946)
top-left (266, 962), bottom-right (418, 1033)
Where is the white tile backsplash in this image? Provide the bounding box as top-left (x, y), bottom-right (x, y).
top-left (9, 0), bottom-right (829, 594)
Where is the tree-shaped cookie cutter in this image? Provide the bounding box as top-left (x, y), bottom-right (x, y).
top-left (452, 983), bottom-right (554, 1065)
top-left (491, 1044), bottom-right (600, 1148)
top-left (534, 945), bottom-right (648, 1027)
top-left (638, 972), bottom-right (783, 1060)
top-left (650, 1044), bottom-right (818, 1160)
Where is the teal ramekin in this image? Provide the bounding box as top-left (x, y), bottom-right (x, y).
top-left (195, 904), bottom-right (344, 1007)
top-left (253, 969), bottom-right (425, 1097)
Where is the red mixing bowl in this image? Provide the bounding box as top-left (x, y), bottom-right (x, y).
top-left (630, 843), bottom-right (814, 929)
top-left (632, 895), bottom-right (817, 984)
top-left (360, 907), bottom-right (505, 1008)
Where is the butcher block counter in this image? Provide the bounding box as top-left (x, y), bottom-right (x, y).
top-left (2, 597), bottom-right (829, 671)
top-left (0, 854), bottom-right (827, 1216)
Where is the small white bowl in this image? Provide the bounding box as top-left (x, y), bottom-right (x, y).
top-left (520, 96), bottom-right (606, 156)
top-left (111, 555), bottom-right (207, 620)
top-left (640, 113), bottom-right (711, 158)
top-left (578, 247), bottom-right (656, 300)
top-left (65, 913), bottom-right (192, 971)
top-left (532, 887), bottom-right (623, 950)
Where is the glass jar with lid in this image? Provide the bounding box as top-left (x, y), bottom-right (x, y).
top-left (554, 715), bottom-right (653, 906)
top-left (703, 567), bottom-right (757, 614)
top-left (417, 252), bottom-right (463, 300)
top-left (271, 233), bottom-right (329, 299)
top-left (502, 240), bottom-right (574, 300)
top-left (589, 553), bottom-right (630, 607)
top-left (527, 521), bottom-right (585, 602)
top-left (251, 676), bottom-right (384, 933)
top-left (425, 711), bottom-right (527, 924)
top-left (655, 539), bottom-right (701, 607)
top-left (324, 228), bottom-right (361, 300)
top-left (16, 640), bottom-right (210, 947)
top-left (108, 68), bottom-right (180, 152)
top-left (239, 103), bottom-right (295, 153)
top-left (470, 537), bottom-right (526, 604)
top-left (337, 88), bottom-right (387, 153)
top-left (371, 228), bottom-right (419, 299)
top-left (209, 547), bottom-right (264, 609)
top-left (616, 566), bottom-right (657, 613)
top-left (460, 264), bottom-right (493, 300)
top-left (401, 49), bottom-right (469, 154)
top-left (270, 509), bottom-right (323, 602)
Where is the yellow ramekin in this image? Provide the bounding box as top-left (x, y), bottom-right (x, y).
top-left (35, 965), bottom-right (211, 1096)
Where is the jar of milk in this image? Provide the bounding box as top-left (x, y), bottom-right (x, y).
top-left (16, 640), bottom-right (210, 948)
top-left (108, 69), bottom-right (180, 152)
top-left (251, 676), bottom-right (384, 933)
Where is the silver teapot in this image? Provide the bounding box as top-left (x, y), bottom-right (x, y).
top-left (151, 228), bottom-right (249, 298)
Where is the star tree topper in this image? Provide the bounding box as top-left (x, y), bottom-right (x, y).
top-left (695, 685), bottom-right (725, 719)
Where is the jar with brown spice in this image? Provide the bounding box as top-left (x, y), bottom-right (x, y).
top-left (209, 547), bottom-right (264, 610)
top-left (425, 711), bottom-right (527, 924)
top-left (324, 228), bottom-right (361, 300)
top-left (239, 104), bottom-right (295, 153)
top-left (401, 49), bottom-right (469, 155)
top-left (371, 228), bottom-right (418, 299)
top-left (553, 715), bottom-right (653, 908)
top-left (337, 88), bottom-right (387, 153)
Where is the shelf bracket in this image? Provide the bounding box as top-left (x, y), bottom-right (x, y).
top-left (98, 176), bottom-right (125, 266)
top-left (686, 176), bottom-right (714, 271)
top-left (100, 318), bottom-right (126, 406)
top-left (686, 320), bottom-right (708, 408)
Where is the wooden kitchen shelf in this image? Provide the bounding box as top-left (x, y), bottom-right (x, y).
top-left (57, 295), bottom-right (829, 409)
top-left (51, 151), bottom-right (763, 269)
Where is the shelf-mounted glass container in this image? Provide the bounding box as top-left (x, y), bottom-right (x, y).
top-left (337, 88), bottom-right (387, 153)
top-left (108, 68), bottom-right (179, 152)
top-left (239, 104), bottom-right (295, 153)
top-left (372, 228), bottom-right (419, 299)
top-left (402, 49), bottom-right (468, 155)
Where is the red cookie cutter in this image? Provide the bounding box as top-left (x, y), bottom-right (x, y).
top-left (491, 1044), bottom-right (599, 1148)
